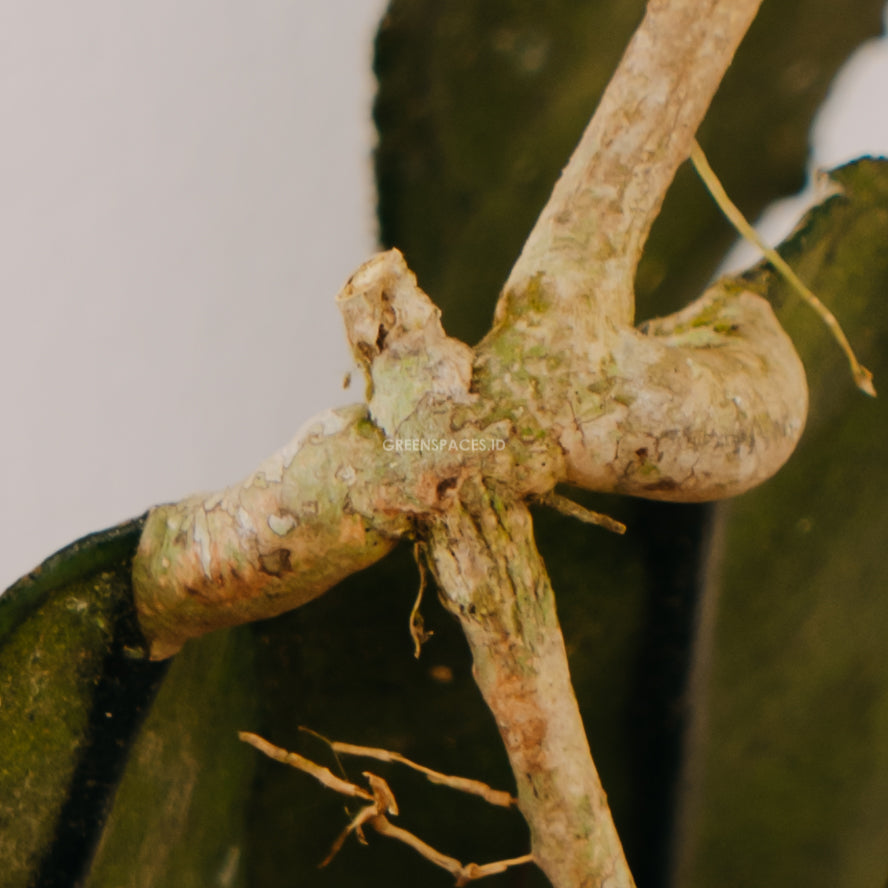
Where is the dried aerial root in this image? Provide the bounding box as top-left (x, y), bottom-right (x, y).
top-left (324, 736), bottom-right (516, 809)
top-left (409, 542), bottom-right (434, 658)
top-left (238, 731), bottom-right (530, 886)
top-left (690, 139), bottom-right (876, 397)
top-left (238, 731), bottom-right (373, 802)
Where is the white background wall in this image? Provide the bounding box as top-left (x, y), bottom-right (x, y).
top-left (1, 3), bottom-right (886, 590)
top-left (1, 1), bottom-right (385, 587)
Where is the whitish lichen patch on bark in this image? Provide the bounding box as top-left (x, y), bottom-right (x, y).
top-left (133, 404), bottom-right (404, 659)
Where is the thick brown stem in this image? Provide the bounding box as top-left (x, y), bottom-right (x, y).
top-left (427, 482), bottom-right (635, 888)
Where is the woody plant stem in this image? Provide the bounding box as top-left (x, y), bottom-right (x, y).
top-left (133, 1), bottom-right (804, 886)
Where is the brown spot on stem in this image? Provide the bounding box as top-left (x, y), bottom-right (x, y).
top-left (436, 476), bottom-right (458, 500)
top-left (259, 548), bottom-right (292, 577)
top-left (643, 478), bottom-right (679, 492)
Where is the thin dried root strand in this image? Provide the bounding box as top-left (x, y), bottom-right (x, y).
top-left (331, 740), bottom-right (516, 808)
top-left (690, 140), bottom-right (876, 397)
top-left (322, 771), bottom-right (398, 867)
top-left (320, 804), bottom-right (377, 868)
top-left (364, 771), bottom-right (399, 815)
top-left (456, 853), bottom-right (537, 886)
top-left (372, 815), bottom-right (463, 876)
top-left (409, 542), bottom-right (434, 658)
top-left (371, 815), bottom-right (535, 886)
top-left (536, 491), bottom-right (627, 535)
top-left (238, 732), bottom-right (372, 802)
top-left (296, 725), bottom-right (352, 783)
